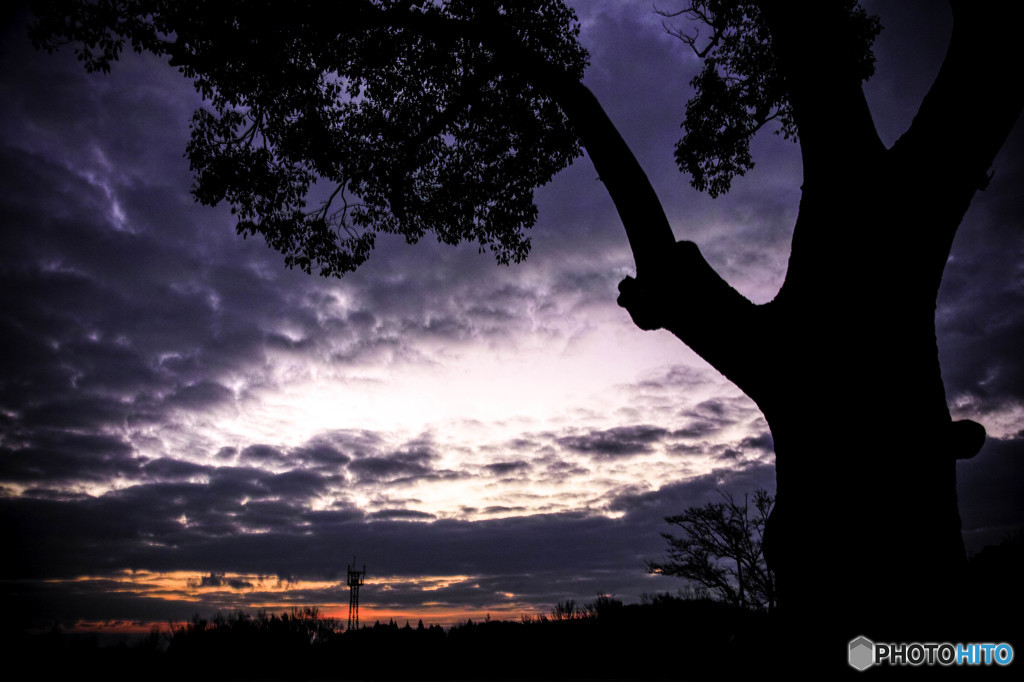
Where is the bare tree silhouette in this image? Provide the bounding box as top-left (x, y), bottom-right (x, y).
top-left (648, 488), bottom-right (776, 612)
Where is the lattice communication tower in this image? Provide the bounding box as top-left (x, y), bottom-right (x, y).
top-left (347, 560), bottom-right (366, 630)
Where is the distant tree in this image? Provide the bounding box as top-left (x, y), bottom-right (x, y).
top-left (549, 598), bottom-right (586, 621)
top-left (647, 489), bottom-right (776, 612)
top-left (584, 593), bottom-right (623, 619)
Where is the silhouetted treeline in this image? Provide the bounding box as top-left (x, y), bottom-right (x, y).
top-left (3, 595), bottom-right (772, 681)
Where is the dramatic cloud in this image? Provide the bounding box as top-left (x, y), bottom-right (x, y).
top-left (0, 1), bottom-right (1021, 634)
top-left (557, 425), bottom-right (669, 458)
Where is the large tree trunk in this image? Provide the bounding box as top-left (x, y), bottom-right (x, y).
top-left (762, 173), bottom-right (964, 624)
top-left (764, 267), bottom-right (971, 645)
top-left (535, 0), bottom-right (1021, 668)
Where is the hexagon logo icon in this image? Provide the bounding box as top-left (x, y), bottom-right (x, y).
top-left (849, 636), bottom-right (875, 671)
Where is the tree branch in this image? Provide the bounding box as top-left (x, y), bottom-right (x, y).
top-left (756, 0), bottom-right (884, 186)
top-left (890, 0), bottom-right (1024, 272)
top-left (655, 4), bottom-right (722, 58)
top-left (497, 50), bottom-right (767, 393)
top-left (321, 6), bottom-right (769, 394)
top-left (541, 78), bottom-right (677, 277)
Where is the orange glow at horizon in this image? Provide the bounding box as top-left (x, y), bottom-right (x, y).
top-left (49, 570), bottom-right (548, 635)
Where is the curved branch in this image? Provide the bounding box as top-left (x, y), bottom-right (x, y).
top-left (507, 37), bottom-right (767, 395)
top-left (896, 1), bottom-right (1024, 164)
top-left (891, 0), bottom-right (1024, 253)
top-left (543, 79), bottom-right (677, 276)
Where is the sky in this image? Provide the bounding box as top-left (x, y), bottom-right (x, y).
top-left (1, 1), bottom-right (1022, 636)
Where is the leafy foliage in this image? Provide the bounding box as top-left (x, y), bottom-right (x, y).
top-left (663, 1), bottom-right (880, 196)
top-left (647, 488), bottom-right (775, 611)
top-left (30, 0), bottom-right (588, 276)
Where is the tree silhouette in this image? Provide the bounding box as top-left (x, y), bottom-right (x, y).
top-left (647, 489), bottom-right (776, 612)
top-left (549, 599), bottom-right (586, 621)
top-left (32, 0), bottom-right (588, 276)
top-left (30, 0), bottom-right (1024, 653)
